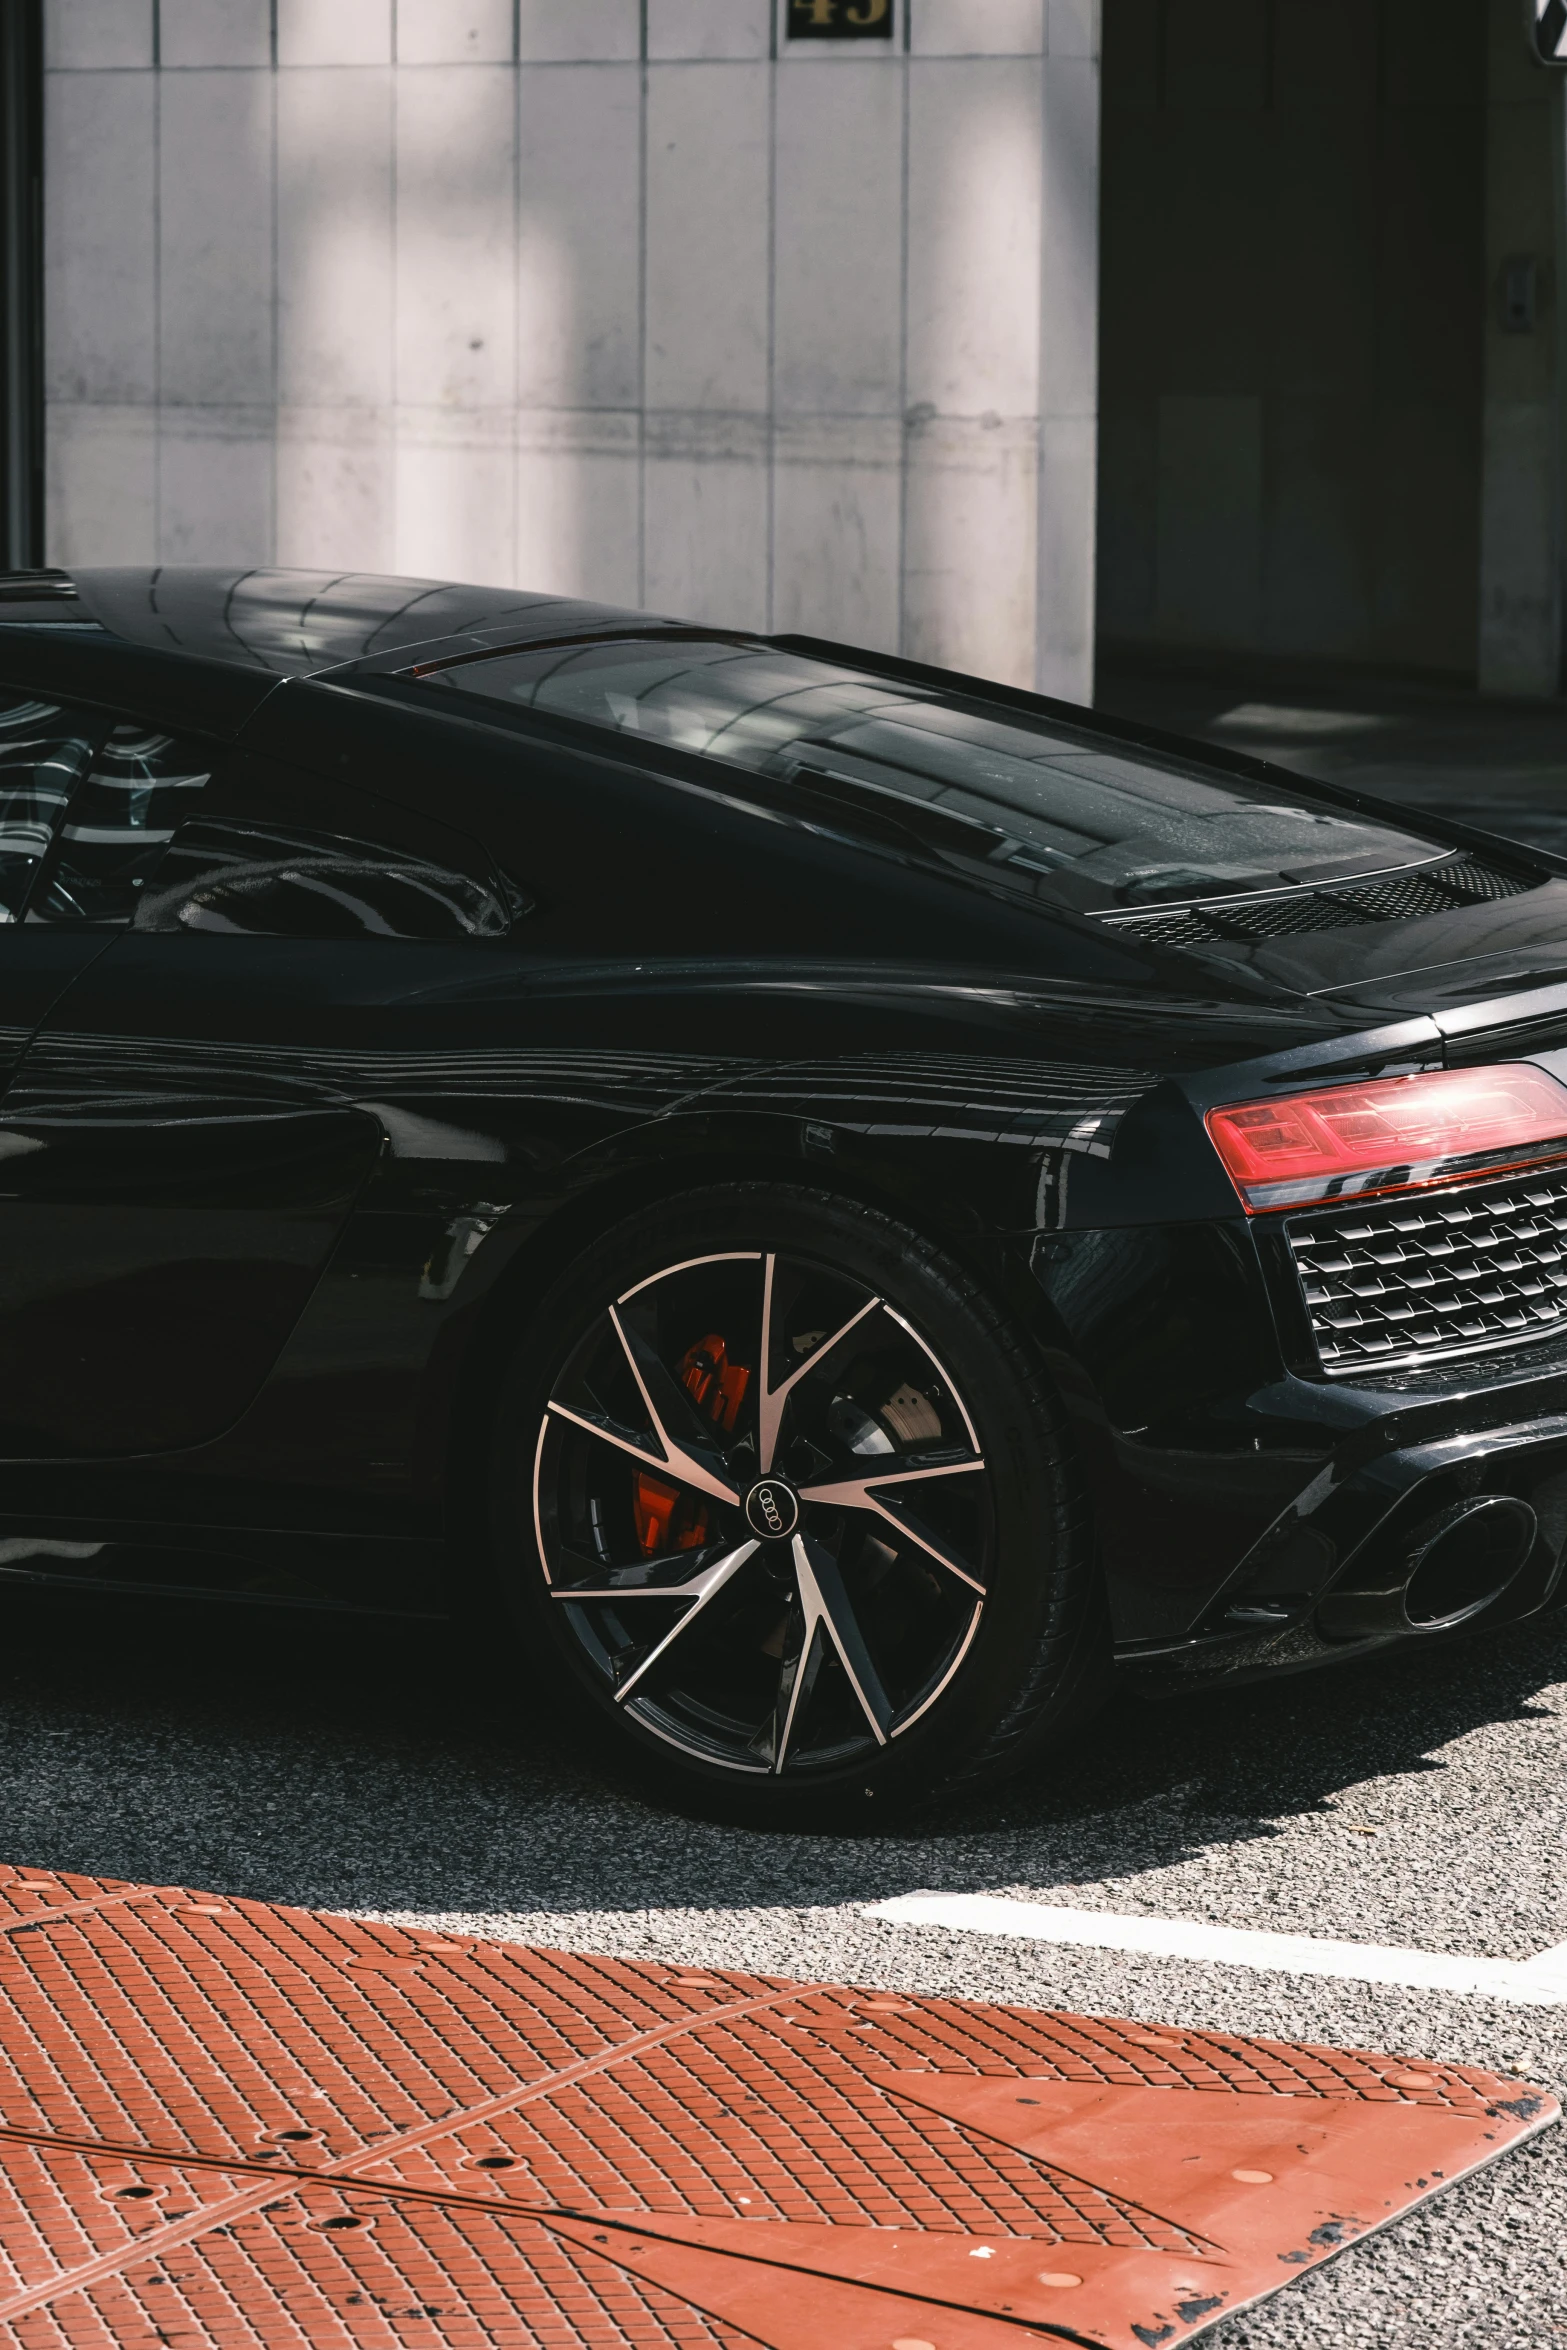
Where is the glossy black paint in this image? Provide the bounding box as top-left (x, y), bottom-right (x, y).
top-left (0, 566), bottom-right (1562, 1684)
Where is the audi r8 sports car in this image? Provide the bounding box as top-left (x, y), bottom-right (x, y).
top-left (0, 565), bottom-right (1564, 1822)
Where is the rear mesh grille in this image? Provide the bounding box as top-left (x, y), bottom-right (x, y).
top-left (1286, 1169), bottom-right (1567, 1373)
top-left (1103, 857), bottom-right (1531, 950)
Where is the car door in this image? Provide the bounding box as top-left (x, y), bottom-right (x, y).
top-left (0, 743), bottom-right (521, 1459)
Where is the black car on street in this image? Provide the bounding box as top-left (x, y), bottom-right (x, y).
top-left (0, 564), bottom-right (1562, 1820)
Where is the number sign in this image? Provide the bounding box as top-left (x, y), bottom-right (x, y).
top-left (787, 0), bottom-right (896, 38)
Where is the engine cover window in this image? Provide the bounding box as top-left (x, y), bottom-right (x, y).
top-left (414, 634), bottom-right (1450, 916)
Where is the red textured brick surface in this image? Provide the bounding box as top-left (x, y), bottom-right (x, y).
top-left (0, 1866), bottom-right (1550, 2346)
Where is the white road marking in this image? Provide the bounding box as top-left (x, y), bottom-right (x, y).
top-left (864, 1894), bottom-right (1567, 2006)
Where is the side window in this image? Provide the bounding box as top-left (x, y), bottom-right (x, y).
top-left (129, 755), bottom-right (529, 943)
top-left (34, 723), bottom-right (212, 926)
top-left (0, 691), bottom-right (97, 921)
top-left (137, 816), bottom-right (521, 941)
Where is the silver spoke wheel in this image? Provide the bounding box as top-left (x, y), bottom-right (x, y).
top-left (532, 1248), bottom-right (993, 1776)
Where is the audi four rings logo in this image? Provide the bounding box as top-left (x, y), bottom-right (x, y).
top-left (746, 1480), bottom-right (799, 1540)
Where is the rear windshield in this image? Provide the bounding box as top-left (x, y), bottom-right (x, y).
top-left (417, 636), bottom-right (1444, 913)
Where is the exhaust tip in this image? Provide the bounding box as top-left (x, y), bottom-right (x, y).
top-left (1404, 1497), bottom-right (1538, 1629)
top-left (1317, 1495), bottom-right (1538, 1644)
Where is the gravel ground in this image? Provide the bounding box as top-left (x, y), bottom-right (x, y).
top-left (0, 1579), bottom-right (1563, 2347)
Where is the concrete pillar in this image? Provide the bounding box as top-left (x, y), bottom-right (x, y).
top-left (1477, 0), bottom-right (1563, 696)
top-left (43, 0), bottom-right (1102, 701)
top-left (1036, 0), bottom-right (1100, 702)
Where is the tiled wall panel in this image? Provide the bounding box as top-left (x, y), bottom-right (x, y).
top-left (46, 406), bottom-right (157, 565)
top-left (396, 0), bottom-right (514, 65)
top-left (394, 67), bottom-right (516, 411)
top-left (774, 60), bottom-right (904, 417)
top-left (517, 65), bottom-right (642, 410)
top-left (648, 0), bottom-right (772, 61)
top-left (645, 64), bottom-right (771, 413)
top-left (276, 406), bottom-right (394, 571)
top-left (276, 0), bottom-right (391, 67)
top-left (644, 414), bottom-right (770, 628)
top-left (912, 0), bottom-right (1045, 54)
top-left (515, 0), bottom-right (640, 64)
top-left (772, 415), bottom-right (902, 649)
top-left (394, 407), bottom-right (516, 586)
top-left (45, 71), bottom-right (157, 404)
top-left (906, 58), bottom-right (1042, 418)
top-left (276, 66), bottom-right (394, 408)
top-left (160, 0), bottom-right (271, 66)
top-left (160, 0), bottom-right (271, 68)
top-left (44, 1), bottom-right (154, 71)
top-left (515, 410), bottom-right (642, 605)
top-left (905, 413), bottom-right (1039, 683)
top-left (157, 408), bottom-right (275, 563)
top-left (158, 69), bottom-right (275, 407)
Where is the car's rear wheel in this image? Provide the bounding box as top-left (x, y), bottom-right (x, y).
top-left (491, 1186), bottom-right (1102, 1821)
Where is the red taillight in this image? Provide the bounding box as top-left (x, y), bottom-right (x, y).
top-left (1206, 1062), bottom-right (1567, 1213)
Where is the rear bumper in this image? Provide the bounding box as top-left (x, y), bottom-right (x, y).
top-left (1117, 1372), bottom-right (1567, 1686)
top-left (1025, 1217), bottom-right (1567, 1666)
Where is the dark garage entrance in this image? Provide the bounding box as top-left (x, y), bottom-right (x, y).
top-left (1095, 0), bottom-right (1562, 704)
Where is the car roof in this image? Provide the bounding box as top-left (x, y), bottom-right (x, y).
top-left (0, 565), bottom-right (667, 679)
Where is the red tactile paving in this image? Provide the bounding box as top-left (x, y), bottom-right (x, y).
top-left (0, 1866), bottom-right (1551, 2348)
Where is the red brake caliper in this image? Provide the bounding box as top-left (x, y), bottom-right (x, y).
top-left (678, 1333), bottom-right (751, 1434)
top-left (632, 1334), bottom-right (752, 1556)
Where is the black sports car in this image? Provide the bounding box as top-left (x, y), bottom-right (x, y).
top-left (0, 565), bottom-right (1563, 1821)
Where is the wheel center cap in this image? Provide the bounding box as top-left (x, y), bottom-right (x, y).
top-left (744, 1477), bottom-right (801, 1543)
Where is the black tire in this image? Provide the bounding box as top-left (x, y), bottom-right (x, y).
top-left (490, 1184), bottom-right (1103, 1824)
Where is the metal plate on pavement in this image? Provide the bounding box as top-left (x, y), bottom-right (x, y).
top-left (0, 1866), bottom-right (1551, 2346)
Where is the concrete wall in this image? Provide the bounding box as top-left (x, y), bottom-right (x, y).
top-left (42, 0), bottom-right (1101, 699)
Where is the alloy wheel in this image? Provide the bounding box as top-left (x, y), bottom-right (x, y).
top-left (532, 1249), bottom-right (994, 1776)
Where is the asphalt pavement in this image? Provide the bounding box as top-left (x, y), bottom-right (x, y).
top-left (1, 1578), bottom-right (1562, 2346)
